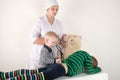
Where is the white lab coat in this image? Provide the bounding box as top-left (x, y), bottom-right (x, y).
top-left (27, 16), bottom-right (63, 69)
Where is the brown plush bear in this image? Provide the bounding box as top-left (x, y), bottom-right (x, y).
top-left (62, 34), bottom-right (82, 59)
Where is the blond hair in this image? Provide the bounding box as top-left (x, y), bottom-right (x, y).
top-left (44, 31), bottom-right (58, 40)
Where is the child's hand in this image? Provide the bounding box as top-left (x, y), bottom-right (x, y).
top-left (55, 58), bottom-right (61, 64)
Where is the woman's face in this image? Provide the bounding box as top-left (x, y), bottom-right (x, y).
top-left (47, 5), bottom-right (59, 17)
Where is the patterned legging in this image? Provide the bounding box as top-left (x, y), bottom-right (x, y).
top-left (0, 63), bottom-right (65, 80)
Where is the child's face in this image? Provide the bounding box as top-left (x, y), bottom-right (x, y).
top-left (46, 36), bottom-right (59, 48)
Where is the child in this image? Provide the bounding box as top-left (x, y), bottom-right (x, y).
top-left (0, 50), bottom-right (101, 80)
top-left (39, 31), bottom-right (62, 68)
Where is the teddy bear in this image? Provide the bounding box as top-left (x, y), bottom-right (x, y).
top-left (62, 34), bottom-right (82, 59)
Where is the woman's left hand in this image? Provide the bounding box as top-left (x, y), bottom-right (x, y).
top-left (60, 34), bottom-right (67, 47)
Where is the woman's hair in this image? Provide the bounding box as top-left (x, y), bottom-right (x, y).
top-left (91, 56), bottom-right (98, 67)
top-left (44, 31), bottom-right (58, 40)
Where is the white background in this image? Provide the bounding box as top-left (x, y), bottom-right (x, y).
top-left (0, 0), bottom-right (120, 80)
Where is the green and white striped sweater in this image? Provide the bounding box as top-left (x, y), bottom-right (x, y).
top-left (63, 50), bottom-right (101, 76)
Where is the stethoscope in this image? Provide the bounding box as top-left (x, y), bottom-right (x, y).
top-left (56, 45), bottom-right (63, 59)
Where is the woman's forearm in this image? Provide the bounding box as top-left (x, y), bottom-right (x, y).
top-left (33, 37), bottom-right (45, 45)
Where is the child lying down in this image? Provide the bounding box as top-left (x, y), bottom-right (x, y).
top-left (0, 50), bottom-right (101, 80)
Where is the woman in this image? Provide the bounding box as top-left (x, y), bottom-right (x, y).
top-left (0, 50), bottom-right (101, 80)
top-left (27, 0), bottom-right (65, 69)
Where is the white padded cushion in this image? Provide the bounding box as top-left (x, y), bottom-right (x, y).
top-left (55, 72), bottom-right (108, 80)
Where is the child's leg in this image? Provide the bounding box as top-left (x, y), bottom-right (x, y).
top-left (10, 72), bottom-right (44, 80)
top-left (44, 63), bottom-right (66, 80)
top-left (0, 67), bottom-right (46, 80)
top-left (5, 63), bottom-right (66, 80)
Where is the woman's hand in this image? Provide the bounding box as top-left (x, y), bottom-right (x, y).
top-left (34, 37), bottom-right (45, 45)
top-left (60, 34), bottom-right (67, 47)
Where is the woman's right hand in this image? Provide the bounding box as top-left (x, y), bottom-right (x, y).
top-left (34, 37), bottom-right (45, 45)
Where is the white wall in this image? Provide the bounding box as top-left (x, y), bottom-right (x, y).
top-left (0, 0), bottom-right (120, 80)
